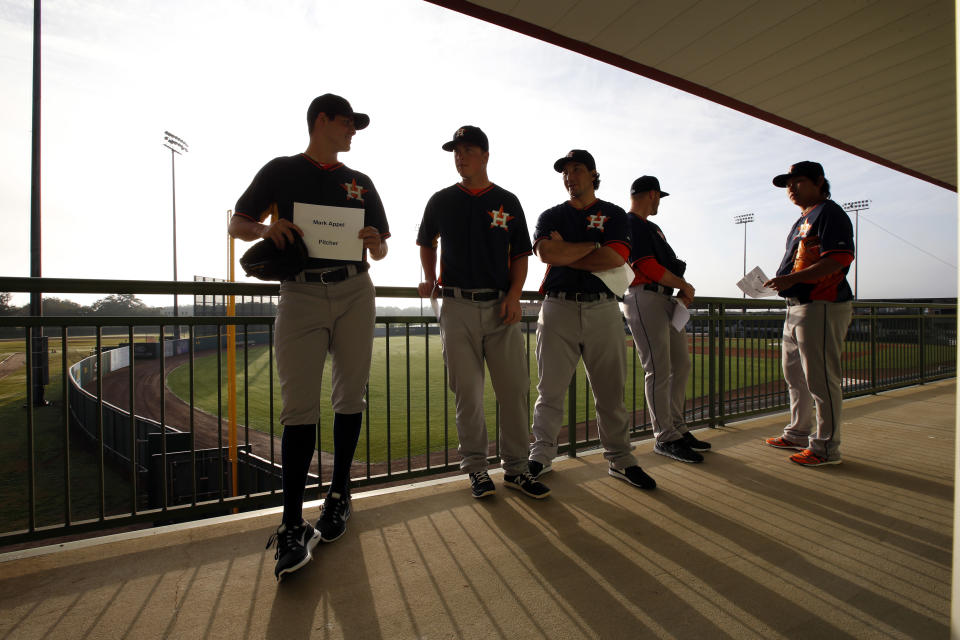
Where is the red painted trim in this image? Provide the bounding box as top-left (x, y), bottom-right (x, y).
top-left (456, 183), bottom-right (495, 196)
top-left (425, 0), bottom-right (956, 192)
top-left (300, 153), bottom-right (342, 171)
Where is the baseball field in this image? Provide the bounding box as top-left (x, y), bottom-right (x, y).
top-left (164, 333), bottom-right (789, 463)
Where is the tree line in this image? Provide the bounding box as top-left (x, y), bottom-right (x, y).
top-left (0, 293), bottom-right (168, 317)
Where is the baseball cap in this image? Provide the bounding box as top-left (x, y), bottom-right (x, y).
top-left (441, 125), bottom-right (489, 151)
top-left (772, 161), bottom-right (824, 187)
top-left (630, 175), bottom-right (670, 198)
top-left (553, 149), bottom-right (596, 172)
top-left (307, 93), bottom-right (370, 131)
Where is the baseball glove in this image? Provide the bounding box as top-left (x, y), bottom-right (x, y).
top-left (239, 236), bottom-right (308, 281)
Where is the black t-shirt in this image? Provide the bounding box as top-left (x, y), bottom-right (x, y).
top-left (775, 199), bottom-right (855, 303)
top-left (628, 215), bottom-right (686, 278)
top-left (416, 183), bottom-right (532, 291)
top-left (533, 199), bottom-right (630, 295)
top-left (234, 154), bottom-right (390, 269)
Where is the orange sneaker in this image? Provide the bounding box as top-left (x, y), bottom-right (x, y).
top-left (789, 449), bottom-right (841, 467)
top-left (764, 436), bottom-right (806, 450)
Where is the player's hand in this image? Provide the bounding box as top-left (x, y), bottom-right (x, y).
top-left (549, 230), bottom-right (563, 242)
top-left (677, 293), bottom-right (693, 307)
top-left (358, 226), bottom-right (381, 252)
top-left (261, 218), bottom-right (303, 249)
top-left (764, 274), bottom-right (796, 292)
top-left (679, 281), bottom-right (695, 301)
top-left (499, 295), bottom-right (522, 325)
top-left (418, 281), bottom-right (438, 298)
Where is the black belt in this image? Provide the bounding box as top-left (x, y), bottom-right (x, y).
top-left (299, 263), bottom-right (369, 284)
top-left (546, 291), bottom-right (615, 303)
top-left (784, 297), bottom-right (807, 307)
top-left (641, 283), bottom-right (673, 296)
top-left (442, 288), bottom-right (501, 302)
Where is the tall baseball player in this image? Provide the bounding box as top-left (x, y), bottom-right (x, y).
top-left (229, 93), bottom-right (390, 582)
top-left (763, 161), bottom-right (854, 467)
top-left (623, 176), bottom-right (710, 463)
top-left (528, 149), bottom-right (656, 490)
top-left (417, 125), bottom-right (549, 499)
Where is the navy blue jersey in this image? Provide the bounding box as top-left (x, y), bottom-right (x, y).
top-left (534, 199), bottom-right (631, 295)
top-left (628, 215), bottom-right (685, 284)
top-left (234, 154), bottom-right (390, 269)
top-left (417, 183), bottom-right (532, 291)
top-left (775, 199), bottom-right (855, 303)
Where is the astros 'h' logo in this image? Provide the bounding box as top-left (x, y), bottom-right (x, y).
top-left (489, 206), bottom-right (513, 229)
top-left (586, 213), bottom-right (608, 231)
top-left (342, 179), bottom-right (368, 202)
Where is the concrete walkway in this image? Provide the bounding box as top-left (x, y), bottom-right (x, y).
top-left (0, 380), bottom-right (954, 639)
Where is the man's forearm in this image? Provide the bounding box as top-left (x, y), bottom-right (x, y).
top-left (506, 256), bottom-right (528, 298)
top-left (228, 215), bottom-right (266, 242)
top-left (792, 256), bottom-right (845, 283)
top-left (658, 270), bottom-right (686, 289)
top-left (536, 239), bottom-right (595, 266)
top-left (567, 246), bottom-right (624, 272)
top-left (419, 246), bottom-right (438, 282)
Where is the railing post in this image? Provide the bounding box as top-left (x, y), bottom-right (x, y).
top-left (716, 303), bottom-right (726, 426)
top-left (707, 302), bottom-right (716, 427)
top-left (918, 310), bottom-right (926, 385)
top-left (870, 306), bottom-right (878, 392)
top-left (25, 325), bottom-right (36, 533)
top-left (567, 373), bottom-right (577, 458)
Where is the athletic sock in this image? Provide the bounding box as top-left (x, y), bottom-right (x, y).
top-left (330, 412), bottom-right (362, 496)
top-left (280, 423), bottom-right (316, 527)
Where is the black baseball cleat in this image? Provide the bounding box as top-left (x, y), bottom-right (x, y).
top-left (609, 465), bottom-right (657, 490)
top-left (681, 431), bottom-right (711, 451)
top-left (317, 491), bottom-right (352, 543)
top-left (503, 472), bottom-right (551, 499)
top-left (469, 470), bottom-right (496, 498)
top-left (265, 520), bottom-right (321, 583)
top-left (655, 439), bottom-right (704, 463)
top-left (528, 459), bottom-right (553, 479)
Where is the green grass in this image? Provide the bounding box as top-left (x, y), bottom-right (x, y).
top-left (167, 333), bottom-right (785, 463)
top-left (0, 335), bottom-right (135, 534)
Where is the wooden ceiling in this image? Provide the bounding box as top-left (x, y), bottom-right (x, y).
top-left (428, 0), bottom-right (957, 190)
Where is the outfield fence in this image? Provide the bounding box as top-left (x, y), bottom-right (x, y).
top-left (0, 277), bottom-right (955, 545)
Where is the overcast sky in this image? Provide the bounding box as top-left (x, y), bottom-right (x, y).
top-left (1, 0), bottom-right (956, 307)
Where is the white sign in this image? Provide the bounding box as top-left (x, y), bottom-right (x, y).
top-left (293, 202), bottom-right (364, 261)
top-left (737, 266), bottom-right (777, 298)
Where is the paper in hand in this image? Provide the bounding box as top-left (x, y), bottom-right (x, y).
top-left (594, 262), bottom-right (634, 298)
top-left (671, 299), bottom-right (690, 332)
top-left (737, 266), bottom-right (776, 298)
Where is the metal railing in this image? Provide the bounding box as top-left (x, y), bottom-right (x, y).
top-left (0, 277), bottom-right (954, 545)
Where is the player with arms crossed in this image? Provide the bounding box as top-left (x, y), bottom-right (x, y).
top-left (229, 93), bottom-right (390, 582)
top-left (528, 149), bottom-right (656, 490)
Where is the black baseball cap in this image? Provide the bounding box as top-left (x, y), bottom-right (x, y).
top-left (772, 161), bottom-right (824, 187)
top-left (307, 93), bottom-right (369, 131)
top-left (553, 149), bottom-right (596, 172)
top-left (441, 125), bottom-right (489, 151)
top-left (630, 175), bottom-right (670, 197)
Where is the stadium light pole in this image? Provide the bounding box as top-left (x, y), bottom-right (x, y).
top-left (734, 214), bottom-right (754, 298)
top-left (842, 199), bottom-right (870, 299)
top-left (163, 132), bottom-right (188, 334)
